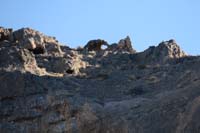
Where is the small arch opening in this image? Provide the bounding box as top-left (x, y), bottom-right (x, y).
top-left (101, 45), bottom-right (108, 50)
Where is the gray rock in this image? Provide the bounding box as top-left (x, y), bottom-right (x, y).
top-left (2, 27), bottom-right (200, 133)
top-left (0, 45), bottom-right (38, 73)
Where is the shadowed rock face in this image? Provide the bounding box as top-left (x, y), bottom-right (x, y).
top-left (84, 39), bottom-right (109, 51)
top-left (1, 27), bottom-right (200, 133)
top-left (0, 27), bottom-right (13, 41)
top-left (83, 36), bottom-right (136, 54)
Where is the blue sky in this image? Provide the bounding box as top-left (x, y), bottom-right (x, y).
top-left (1, 0), bottom-right (200, 55)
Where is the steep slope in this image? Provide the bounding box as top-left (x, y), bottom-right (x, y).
top-left (1, 27), bottom-right (200, 133)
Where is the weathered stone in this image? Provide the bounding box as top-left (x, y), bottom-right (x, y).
top-left (13, 28), bottom-right (63, 55)
top-left (0, 27), bottom-right (13, 42)
top-left (35, 50), bottom-right (86, 74)
top-left (84, 39), bottom-right (109, 51)
top-left (2, 27), bottom-right (200, 133)
top-left (43, 36), bottom-right (63, 55)
top-left (107, 36), bottom-right (136, 53)
top-left (0, 46), bottom-right (37, 71)
top-left (13, 28), bottom-right (45, 53)
top-left (133, 39), bottom-right (187, 64)
top-left (159, 39), bottom-right (187, 58)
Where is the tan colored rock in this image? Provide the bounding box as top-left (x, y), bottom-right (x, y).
top-left (161, 39), bottom-right (187, 58)
top-left (107, 36), bottom-right (136, 53)
top-left (13, 28), bottom-right (63, 55)
top-left (0, 27), bottom-right (13, 41)
top-left (134, 39), bottom-right (187, 64)
top-left (117, 36), bottom-right (136, 53)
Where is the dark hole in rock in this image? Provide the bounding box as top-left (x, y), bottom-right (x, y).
top-left (66, 69), bottom-right (74, 74)
top-left (71, 109), bottom-right (78, 117)
top-left (0, 34), bottom-right (9, 42)
top-left (29, 47), bottom-right (45, 54)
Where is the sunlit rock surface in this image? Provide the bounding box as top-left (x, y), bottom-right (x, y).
top-left (1, 27), bottom-right (200, 133)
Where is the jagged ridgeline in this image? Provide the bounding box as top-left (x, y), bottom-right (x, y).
top-left (1, 27), bottom-right (200, 133)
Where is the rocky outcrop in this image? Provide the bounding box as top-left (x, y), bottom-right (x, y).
top-left (84, 39), bottom-right (109, 51)
top-left (2, 27), bottom-right (200, 133)
top-left (83, 36), bottom-right (136, 54)
top-left (0, 27), bottom-right (86, 75)
top-left (0, 41), bottom-right (43, 75)
top-left (0, 27), bottom-right (13, 42)
top-left (13, 28), bottom-right (63, 55)
top-left (133, 39), bottom-right (187, 64)
top-left (152, 39), bottom-right (186, 59)
top-left (107, 36), bottom-right (136, 53)
top-left (35, 51), bottom-right (86, 74)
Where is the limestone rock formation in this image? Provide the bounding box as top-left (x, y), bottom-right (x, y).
top-left (107, 36), bottom-right (136, 53)
top-left (84, 39), bottom-right (109, 51)
top-left (0, 41), bottom-right (44, 75)
top-left (153, 39), bottom-right (186, 59)
top-left (35, 50), bottom-right (86, 74)
top-left (13, 28), bottom-right (63, 55)
top-left (0, 27), bottom-right (13, 41)
top-left (133, 39), bottom-right (187, 64)
top-left (84, 36), bottom-right (136, 54)
top-left (1, 27), bottom-right (200, 133)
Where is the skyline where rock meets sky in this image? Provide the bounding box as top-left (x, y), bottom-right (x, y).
top-left (1, 0), bottom-right (200, 55)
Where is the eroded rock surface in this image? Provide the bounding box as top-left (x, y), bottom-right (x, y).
top-left (84, 39), bottom-right (109, 51)
top-left (107, 36), bottom-right (136, 54)
top-left (1, 27), bottom-right (200, 133)
top-left (0, 27), bottom-right (13, 41)
top-left (132, 39), bottom-right (187, 64)
top-left (13, 28), bottom-right (63, 55)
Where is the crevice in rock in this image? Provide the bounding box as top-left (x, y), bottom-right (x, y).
top-left (10, 115), bottom-right (41, 123)
top-left (29, 47), bottom-right (45, 54)
top-left (66, 69), bottom-right (74, 74)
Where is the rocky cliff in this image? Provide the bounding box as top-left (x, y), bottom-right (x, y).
top-left (1, 27), bottom-right (200, 133)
